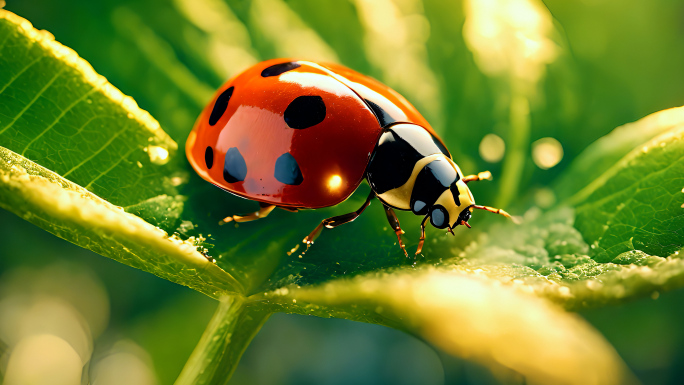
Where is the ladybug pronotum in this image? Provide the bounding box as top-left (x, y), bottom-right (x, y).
top-left (186, 59), bottom-right (513, 256)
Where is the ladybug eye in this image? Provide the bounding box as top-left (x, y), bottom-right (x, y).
top-left (209, 86), bottom-right (234, 126)
top-left (284, 95), bottom-right (326, 129)
top-left (429, 205), bottom-right (449, 229)
top-left (458, 208), bottom-right (472, 224)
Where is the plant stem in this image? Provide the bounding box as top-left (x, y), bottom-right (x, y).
top-left (174, 295), bottom-right (271, 385)
top-left (496, 94), bottom-right (530, 209)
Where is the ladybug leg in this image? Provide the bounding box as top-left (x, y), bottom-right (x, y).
top-left (220, 202), bottom-right (276, 224)
top-left (462, 171), bottom-right (492, 184)
top-left (382, 205), bottom-right (408, 257)
top-left (303, 191), bottom-right (375, 246)
top-left (415, 215), bottom-right (429, 256)
top-left (278, 206), bottom-right (299, 213)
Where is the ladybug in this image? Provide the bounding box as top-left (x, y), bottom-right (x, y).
top-left (186, 59), bottom-right (513, 256)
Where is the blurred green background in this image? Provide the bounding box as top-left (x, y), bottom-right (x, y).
top-left (3, 0), bottom-right (684, 383)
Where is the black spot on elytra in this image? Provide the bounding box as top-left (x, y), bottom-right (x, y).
top-left (284, 96), bottom-right (326, 129)
top-left (223, 147), bottom-right (247, 183)
top-left (364, 98), bottom-right (396, 127)
top-left (205, 146), bottom-right (214, 169)
top-left (274, 153), bottom-right (303, 185)
top-left (209, 86), bottom-right (234, 126)
top-left (261, 61), bottom-right (301, 77)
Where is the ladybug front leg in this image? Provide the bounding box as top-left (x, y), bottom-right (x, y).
top-left (415, 215), bottom-right (429, 256)
top-left (220, 202), bottom-right (276, 224)
top-left (383, 205), bottom-right (408, 257)
top-left (303, 191), bottom-right (375, 246)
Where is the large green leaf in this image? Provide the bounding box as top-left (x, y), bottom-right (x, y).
top-left (0, 10), bottom-right (241, 297)
top-left (0, 13), bottom-right (179, 207)
top-left (555, 106), bottom-right (684, 203)
top-left (573, 124), bottom-right (684, 261)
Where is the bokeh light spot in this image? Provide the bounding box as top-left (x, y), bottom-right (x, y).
top-left (479, 133), bottom-right (506, 163)
top-left (4, 334), bottom-right (82, 385)
top-left (532, 137), bottom-right (563, 169)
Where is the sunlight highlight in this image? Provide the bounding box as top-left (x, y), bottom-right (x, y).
top-left (145, 145), bottom-right (169, 165)
top-left (353, 0), bottom-right (442, 125)
top-left (173, 0), bottom-right (257, 78)
top-left (327, 174), bottom-right (342, 190)
top-left (249, 0), bottom-right (338, 62)
top-left (463, 0), bottom-right (558, 92)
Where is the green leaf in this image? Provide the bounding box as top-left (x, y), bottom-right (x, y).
top-left (0, 147), bottom-right (241, 297)
top-left (0, 10), bottom-right (241, 297)
top-left (0, 10), bottom-right (181, 207)
top-left (555, 106), bottom-right (684, 203)
top-left (573, 124), bottom-right (684, 261)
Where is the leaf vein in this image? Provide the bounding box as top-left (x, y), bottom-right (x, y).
top-left (84, 145), bottom-right (139, 190)
top-left (0, 66), bottom-right (66, 136)
top-left (62, 121), bottom-right (131, 177)
top-left (20, 87), bottom-right (99, 156)
top-left (0, 54), bottom-right (44, 99)
top-left (579, 157), bottom-right (684, 211)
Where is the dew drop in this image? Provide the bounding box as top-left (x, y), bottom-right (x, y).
top-left (146, 145), bottom-right (169, 165)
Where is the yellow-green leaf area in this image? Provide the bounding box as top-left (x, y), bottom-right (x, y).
top-left (0, 10), bottom-right (178, 207)
top-left (259, 268), bottom-right (633, 385)
top-left (0, 146), bottom-right (242, 297)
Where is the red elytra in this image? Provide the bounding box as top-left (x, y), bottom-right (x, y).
top-left (186, 58), bottom-right (445, 209)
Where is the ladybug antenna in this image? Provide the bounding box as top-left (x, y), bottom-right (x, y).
top-left (471, 205), bottom-right (522, 224)
top-left (462, 171), bottom-right (493, 184)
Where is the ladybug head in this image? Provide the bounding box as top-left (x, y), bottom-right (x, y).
top-left (428, 177), bottom-right (475, 231)
top-left (430, 174), bottom-right (515, 233)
